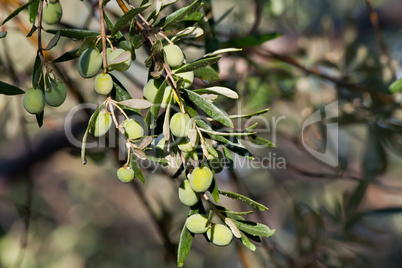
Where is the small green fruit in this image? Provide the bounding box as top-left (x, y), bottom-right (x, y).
top-left (207, 224), bottom-right (233, 246)
top-left (143, 78), bottom-right (162, 102)
top-left (117, 166), bottom-right (134, 183)
top-left (43, 1), bottom-right (62, 25)
top-left (124, 119), bottom-right (144, 140)
top-left (23, 88), bottom-right (45, 114)
top-left (163, 45), bottom-right (184, 68)
top-left (170, 113), bottom-right (191, 137)
top-left (107, 48), bottom-right (131, 72)
top-left (78, 48), bottom-right (102, 78)
top-left (174, 71), bottom-right (194, 88)
top-left (178, 180), bottom-right (200, 206)
top-left (189, 167), bottom-right (213, 193)
top-left (177, 137), bottom-right (197, 153)
top-left (94, 73), bottom-right (113, 95)
top-left (45, 82), bottom-right (67, 107)
top-left (90, 109), bottom-right (112, 137)
top-left (185, 214), bottom-right (209, 234)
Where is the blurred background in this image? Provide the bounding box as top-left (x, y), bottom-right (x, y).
top-left (1, 0), bottom-right (402, 267)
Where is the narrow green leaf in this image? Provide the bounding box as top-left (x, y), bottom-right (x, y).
top-left (104, 11), bottom-right (130, 51)
top-left (222, 33), bottom-right (282, 48)
top-left (171, 26), bottom-right (204, 42)
top-left (232, 219), bottom-right (275, 237)
top-left (199, 128), bottom-right (256, 137)
top-left (178, 210), bottom-right (197, 267)
top-left (35, 110), bottom-right (44, 128)
top-left (223, 210), bottom-right (254, 216)
top-left (389, 78), bottom-right (402, 94)
top-left (219, 190), bottom-right (268, 211)
top-left (81, 107), bottom-right (103, 164)
top-left (118, 99), bottom-right (153, 109)
top-left (52, 47), bottom-right (80, 63)
top-left (146, 156), bottom-right (168, 164)
top-left (111, 3), bottom-right (152, 36)
top-left (130, 156), bottom-right (145, 184)
top-left (203, 48), bottom-right (242, 57)
top-left (0, 81), bottom-right (25, 95)
top-left (43, 30), bottom-right (61, 50)
top-left (28, 0), bottom-right (40, 23)
top-left (193, 67), bottom-right (219, 82)
top-left (2, 0), bottom-right (36, 25)
top-left (46, 29), bottom-right (100, 40)
top-left (158, 0), bottom-right (203, 32)
top-left (193, 86), bottom-right (238, 99)
top-left (26, 25), bottom-right (37, 37)
top-left (210, 173), bottom-right (219, 203)
top-left (239, 231), bottom-right (256, 251)
top-left (228, 108), bottom-right (269, 119)
top-left (247, 136), bottom-right (276, 148)
top-left (132, 34), bottom-right (144, 49)
top-left (185, 89), bottom-right (233, 128)
top-left (32, 54), bottom-right (42, 89)
top-left (111, 74), bottom-right (132, 101)
top-left (175, 56), bottom-right (221, 73)
top-left (0, 31), bottom-right (7, 39)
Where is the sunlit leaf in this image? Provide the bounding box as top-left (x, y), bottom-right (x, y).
top-left (111, 3), bottom-right (152, 36)
top-left (219, 190), bottom-right (268, 211)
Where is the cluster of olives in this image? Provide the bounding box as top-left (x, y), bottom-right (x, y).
top-left (78, 47), bottom-right (131, 95)
top-left (185, 214), bottom-right (233, 247)
top-left (23, 81), bottom-right (67, 114)
top-left (42, 1), bottom-right (63, 25)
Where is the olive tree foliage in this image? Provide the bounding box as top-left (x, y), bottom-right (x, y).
top-left (0, 0), bottom-right (278, 266)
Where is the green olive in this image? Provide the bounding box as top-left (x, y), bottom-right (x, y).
top-left (177, 137), bottom-right (197, 153)
top-left (123, 118), bottom-right (144, 140)
top-left (178, 180), bottom-right (200, 206)
top-left (94, 73), bottom-right (113, 95)
top-left (170, 113), bottom-right (191, 137)
top-left (185, 214), bottom-right (209, 234)
top-left (163, 45), bottom-right (184, 68)
top-left (45, 82), bottom-right (67, 107)
top-left (117, 166), bottom-right (134, 183)
top-left (174, 70), bottom-right (194, 89)
top-left (207, 224), bottom-right (233, 246)
top-left (42, 1), bottom-right (62, 25)
top-left (143, 78), bottom-right (162, 102)
top-left (90, 109), bottom-right (112, 137)
top-left (78, 48), bottom-right (102, 78)
top-left (23, 88), bottom-right (45, 114)
top-left (189, 166), bottom-right (213, 193)
top-left (107, 48), bottom-right (131, 72)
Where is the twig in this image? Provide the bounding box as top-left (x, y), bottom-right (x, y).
top-left (99, 0), bottom-right (108, 73)
top-left (364, 0), bottom-right (396, 81)
top-left (247, 0), bottom-right (262, 35)
top-left (257, 50), bottom-right (394, 104)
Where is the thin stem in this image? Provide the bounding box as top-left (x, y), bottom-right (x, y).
top-left (37, 0), bottom-right (45, 63)
top-left (99, 0), bottom-right (108, 73)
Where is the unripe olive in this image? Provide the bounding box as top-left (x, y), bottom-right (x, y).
top-left (163, 45), bottom-right (184, 68)
top-left (117, 166), bottom-right (134, 183)
top-left (170, 113), bottom-right (191, 137)
top-left (45, 82), bottom-right (67, 107)
top-left (90, 109), bottom-right (112, 137)
top-left (207, 224), bottom-right (233, 246)
top-left (107, 48), bottom-right (131, 72)
top-left (177, 137), bottom-right (196, 153)
top-left (174, 71), bottom-right (194, 89)
top-left (189, 166), bottom-right (213, 193)
top-left (178, 180), bottom-right (200, 206)
top-left (123, 118), bottom-right (144, 140)
top-left (78, 48), bottom-right (102, 78)
top-left (94, 73), bottom-right (113, 95)
top-left (42, 1), bottom-right (62, 25)
top-left (185, 214), bottom-right (209, 234)
top-left (23, 88), bottom-right (45, 114)
top-left (143, 79), bottom-right (160, 102)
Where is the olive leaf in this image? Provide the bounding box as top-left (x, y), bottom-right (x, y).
top-left (0, 81), bottom-right (25, 95)
top-left (52, 47), bottom-right (80, 63)
top-left (219, 190), bottom-right (268, 211)
top-left (130, 154), bottom-right (145, 184)
top-left (145, 79), bottom-right (167, 127)
top-left (232, 219), bottom-right (275, 237)
top-left (240, 231), bottom-right (256, 251)
top-left (177, 210), bottom-right (197, 267)
top-left (203, 48), bottom-right (242, 57)
top-left (221, 32), bottom-right (282, 48)
top-left (2, 0), bottom-right (37, 25)
top-left (111, 3), bottom-right (152, 36)
top-left (193, 87), bottom-right (238, 99)
top-left (228, 108), bottom-right (269, 119)
top-left (108, 51), bottom-right (131, 66)
top-left (81, 107), bottom-right (103, 164)
top-left (118, 99), bottom-right (153, 109)
top-left (0, 32), bottom-right (7, 39)
top-left (389, 78), bottom-right (402, 94)
top-left (185, 89), bottom-right (233, 128)
top-left (194, 67), bottom-right (220, 82)
top-left (174, 56), bottom-right (221, 73)
top-left (46, 29), bottom-right (100, 39)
